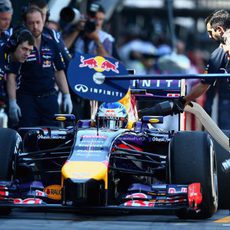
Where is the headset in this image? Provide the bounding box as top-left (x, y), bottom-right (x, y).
top-left (6, 27), bottom-right (33, 52)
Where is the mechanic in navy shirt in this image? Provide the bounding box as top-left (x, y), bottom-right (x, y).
top-left (28, 0), bottom-right (71, 69)
top-left (0, 27), bottom-right (34, 109)
top-left (7, 7), bottom-right (72, 127)
top-left (183, 10), bottom-right (230, 128)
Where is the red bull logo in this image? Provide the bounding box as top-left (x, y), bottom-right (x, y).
top-left (79, 56), bottom-right (98, 68)
top-left (79, 56), bottom-right (119, 73)
top-left (101, 60), bottom-right (119, 73)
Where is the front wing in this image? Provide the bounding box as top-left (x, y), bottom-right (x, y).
top-left (0, 180), bottom-right (202, 213)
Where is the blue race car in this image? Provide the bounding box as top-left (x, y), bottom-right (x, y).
top-left (0, 55), bottom-right (229, 219)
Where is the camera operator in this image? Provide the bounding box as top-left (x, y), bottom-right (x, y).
top-left (62, 3), bottom-right (114, 57)
top-left (62, 3), bottom-right (114, 120)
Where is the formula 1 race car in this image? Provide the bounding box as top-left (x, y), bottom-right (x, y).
top-left (0, 54), bottom-right (229, 219)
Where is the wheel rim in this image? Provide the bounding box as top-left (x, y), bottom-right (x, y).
top-left (210, 140), bottom-right (218, 210)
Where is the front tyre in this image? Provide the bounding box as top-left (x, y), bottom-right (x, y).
top-left (0, 128), bottom-right (22, 215)
top-left (214, 130), bottom-right (230, 209)
top-left (169, 131), bottom-right (218, 219)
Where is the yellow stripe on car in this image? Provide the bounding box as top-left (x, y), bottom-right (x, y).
top-left (61, 161), bottom-right (108, 189)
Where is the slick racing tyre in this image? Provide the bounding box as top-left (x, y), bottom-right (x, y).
top-left (169, 131), bottom-right (218, 219)
top-left (214, 130), bottom-right (230, 209)
top-left (0, 128), bottom-right (21, 180)
top-left (0, 128), bottom-right (22, 215)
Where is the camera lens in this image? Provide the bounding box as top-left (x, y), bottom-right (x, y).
top-left (60, 7), bottom-right (81, 24)
top-left (84, 19), bottom-right (96, 33)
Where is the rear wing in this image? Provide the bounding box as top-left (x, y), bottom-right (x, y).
top-left (67, 54), bottom-right (230, 102)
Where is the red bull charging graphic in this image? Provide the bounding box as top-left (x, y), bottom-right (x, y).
top-left (67, 54), bottom-right (129, 102)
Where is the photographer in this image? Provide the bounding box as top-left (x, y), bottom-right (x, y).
top-left (62, 3), bottom-right (113, 57)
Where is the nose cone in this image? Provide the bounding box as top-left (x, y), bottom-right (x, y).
top-left (61, 161), bottom-right (108, 188)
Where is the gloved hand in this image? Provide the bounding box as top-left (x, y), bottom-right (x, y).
top-left (9, 99), bottom-right (21, 123)
top-left (172, 96), bottom-right (186, 115)
top-left (63, 93), bottom-right (73, 114)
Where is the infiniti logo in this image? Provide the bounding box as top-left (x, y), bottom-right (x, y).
top-left (75, 84), bottom-right (88, 93)
top-left (74, 84), bottom-right (124, 98)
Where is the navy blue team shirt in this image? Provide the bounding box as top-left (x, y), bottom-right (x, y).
top-left (17, 34), bottom-right (65, 95)
top-left (202, 46), bottom-right (229, 85)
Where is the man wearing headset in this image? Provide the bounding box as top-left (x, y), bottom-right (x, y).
top-left (0, 27), bottom-right (34, 121)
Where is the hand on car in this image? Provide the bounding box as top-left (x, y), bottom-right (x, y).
top-left (172, 96), bottom-right (186, 114)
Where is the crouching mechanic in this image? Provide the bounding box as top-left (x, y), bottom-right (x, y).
top-left (7, 7), bottom-right (73, 128)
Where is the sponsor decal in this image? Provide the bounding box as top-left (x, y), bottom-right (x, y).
top-left (181, 187), bottom-right (187, 193)
top-left (131, 80), bottom-right (181, 89)
top-left (167, 185), bottom-right (188, 194)
top-left (149, 118), bottom-right (159, 123)
top-left (168, 188), bottom-right (176, 194)
top-left (81, 135), bottom-right (107, 139)
top-left (126, 193), bottom-right (148, 199)
top-left (42, 55), bottom-right (51, 59)
top-left (56, 116), bottom-right (67, 121)
top-left (152, 137), bottom-right (171, 142)
top-left (124, 193), bottom-right (155, 207)
top-left (13, 198), bottom-right (43, 205)
top-left (28, 53), bottom-right (36, 58)
top-left (75, 84), bottom-right (88, 93)
top-left (41, 48), bottom-right (51, 52)
top-left (167, 93), bottom-right (181, 97)
top-left (37, 135), bottom-right (65, 139)
top-left (124, 200), bottom-right (155, 207)
top-left (89, 87), bottom-right (123, 97)
top-left (104, 109), bottom-right (116, 117)
top-left (26, 57), bottom-right (37, 62)
top-left (74, 84), bottom-right (123, 97)
top-left (79, 56), bottom-right (119, 73)
top-left (44, 184), bottom-right (62, 200)
top-left (79, 56), bottom-right (98, 69)
top-left (120, 135), bottom-right (146, 142)
top-left (42, 60), bottom-right (51, 68)
top-left (35, 190), bottom-right (47, 197)
top-left (0, 186), bottom-right (8, 199)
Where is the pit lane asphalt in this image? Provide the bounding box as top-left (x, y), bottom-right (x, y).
top-left (0, 209), bottom-right (230, 230)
